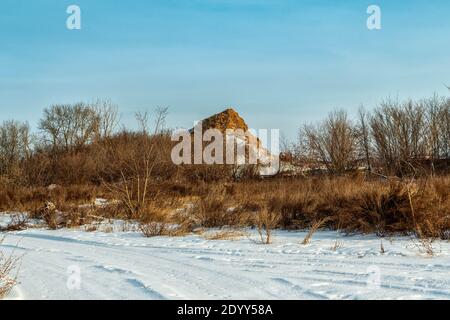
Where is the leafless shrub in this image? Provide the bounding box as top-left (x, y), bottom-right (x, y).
top-left (102, 107), bottom-right (169, 220)
top-left (34, 201), bottom-right (63, 230)
top-left (369, 98), bottom-right (439, 176)
top-left (0, 213), bottom-right (29, 232)
top-left (301, 110), bottom-right (359, 173)
top-left (140, 222), bottom-right (169, 237)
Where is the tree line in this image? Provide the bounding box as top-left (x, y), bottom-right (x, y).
top-left (1, 94), bottom-right (449, 187)
top-left (294, 95), bottom-right (450, 177)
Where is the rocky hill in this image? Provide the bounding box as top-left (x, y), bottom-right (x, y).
top-left (191, 108), bottom-right (278, 175)
top-left (196, 108), bottom-right (249, 133)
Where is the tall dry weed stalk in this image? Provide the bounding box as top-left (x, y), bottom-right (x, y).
top-left (254, 207), bottom-right (280, 244)
top-left (0, 238), bottom-right (20, 299)
top-left (302, 216), bottom-right (333, 245)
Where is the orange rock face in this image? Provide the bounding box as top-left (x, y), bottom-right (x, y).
top-left (198, 108), bottom-right (249, 133)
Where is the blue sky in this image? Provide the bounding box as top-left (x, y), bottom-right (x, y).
top-left (1, 0), bottom-right (449, 139)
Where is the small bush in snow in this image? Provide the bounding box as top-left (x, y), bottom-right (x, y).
top-left (254, 207), bottom-right (280, 245)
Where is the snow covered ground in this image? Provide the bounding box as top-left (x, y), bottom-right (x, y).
top-left (1, 214), bottom-right (450, 300)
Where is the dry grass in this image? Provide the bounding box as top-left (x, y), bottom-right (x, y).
top-left (140, 222), bottom-right (169, 237)
top-left (0, 184), bottom-right (103, 212)
top-left (150, 174), bottom-right (449, 243)
top-left (1, 172), bottom-right (448, 240)
top-left (331, 239), bottom-right (344, 251)
top-left (202, 229), bottom-right (247, 241)
top-left (412, 236), bottom-right (437, 257)
top-left (0, 238), bottom-right (20, 299)
top-left (139, 221), bottom-right (192, 238)
top-left (226, 175), bottom-right (450, 239)
top-left (32, 205), bottom-right (95, 230)
top-left (253, 207), bottom-right (280, 244)
top-left (191, 186), bottom-right (250, 228)
top-left (0, 96), bottom-right (448, 243)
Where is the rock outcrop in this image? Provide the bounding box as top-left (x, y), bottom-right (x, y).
top-left (191, 108), bottom-right (278, 175)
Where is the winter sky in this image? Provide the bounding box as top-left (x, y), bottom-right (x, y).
top-left (1, 0), bottom-right (449, 139)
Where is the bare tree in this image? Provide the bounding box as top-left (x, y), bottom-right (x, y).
top-left (357, 106), bottom-right (372, 172)
top-left (0, 120), bottom-right (31, 178)
top-left (93, 99), bottom-right (119, 140)
top-left (370, 99), bottom-right (428, 176)
top-left (0, 238), bottom-right (20, 298)
top-left (301, 110), bottom-right (358, 173)
top-left (39, 103), bottom-right (100, 152)
top-left (255, 207), bottom-right (279, 244)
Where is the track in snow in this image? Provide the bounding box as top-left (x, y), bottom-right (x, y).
top-left (1, 227), bottom-right (450, 300)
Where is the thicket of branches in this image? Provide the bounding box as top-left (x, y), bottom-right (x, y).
top-left (0, 94), bottom-right (449, 191)
top-left (0, 101), bottom-right (177, 187)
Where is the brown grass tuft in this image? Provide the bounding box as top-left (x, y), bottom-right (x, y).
top-left (302, 216), bottom-right (333, 245)
top-left (202, 229), bottom-right (246, 241)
